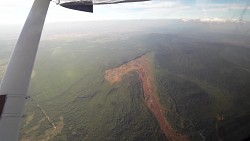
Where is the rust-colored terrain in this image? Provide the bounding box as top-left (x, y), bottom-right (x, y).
top-left (105, 54), bottom-right (189, 141)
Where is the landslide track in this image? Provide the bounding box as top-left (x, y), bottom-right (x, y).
top-left (105, 54), bottom-right (189, 141)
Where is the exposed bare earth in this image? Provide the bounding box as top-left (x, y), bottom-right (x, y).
top-left (105, 54), bottom-right (189, 141)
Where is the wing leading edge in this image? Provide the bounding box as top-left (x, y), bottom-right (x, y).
top-left (0, 0), bottom-right (51, 140)
top-left (93, 0), bottom-right (150, 4)
top-left (0, 0), bottom-right (150, 140)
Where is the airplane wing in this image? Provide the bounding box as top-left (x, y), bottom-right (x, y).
top-left (93, 0), bottom-right (150, 5)
top-left (0, 0), bottom-right (150, 141)
top-left (59, 0), bottom-right (150, 13)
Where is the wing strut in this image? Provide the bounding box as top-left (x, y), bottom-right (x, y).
top-left (0, 0), bottom-right (51, 140)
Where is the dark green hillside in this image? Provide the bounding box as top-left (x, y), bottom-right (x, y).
top-left (19, 34), bottom-right (166, 141)
top-left (149, 34), bottom-right (250, 141)
top-left (19, 32), bottom-right (250, 141)
top-left (0, 20), bottom-right (250, 141)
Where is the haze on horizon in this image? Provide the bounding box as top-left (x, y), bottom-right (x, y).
top-left (0, 1), bottom-right (250, 140)
top-left (0, 0), bottom-right (249, 24)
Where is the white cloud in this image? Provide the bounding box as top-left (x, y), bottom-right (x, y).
top-left (0, 0), bottom-right (248, 24)
top-left (111, 1), bottom-right (189, 9)
top-left (0, 0), bottom-right (34, 24)
top-left (195, 3), bottom-right (249, 11)
top-left (0, 0), bottom-right (192, 24)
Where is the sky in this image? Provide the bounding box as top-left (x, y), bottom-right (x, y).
top-left (0, 0), bottom-right (249, 24)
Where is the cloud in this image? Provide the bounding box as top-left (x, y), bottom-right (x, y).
top-left (195, 3), bottom-right (249, 11)
top-left (0, 0), bottom-right (249, 24)
top-left (112, 0), bottom-right (190, 9)
top-left (0, 0), bottom-right (33, 24)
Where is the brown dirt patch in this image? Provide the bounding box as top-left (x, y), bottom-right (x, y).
top-left (105, 54), bottom-right (189, 141)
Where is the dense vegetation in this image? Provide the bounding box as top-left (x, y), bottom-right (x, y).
top-left (0, 20), bottom-right (249, 141)
top-left (150, 34), bottom-right (250, 141)
top-left (17, 33), bottom-right (166, 141)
